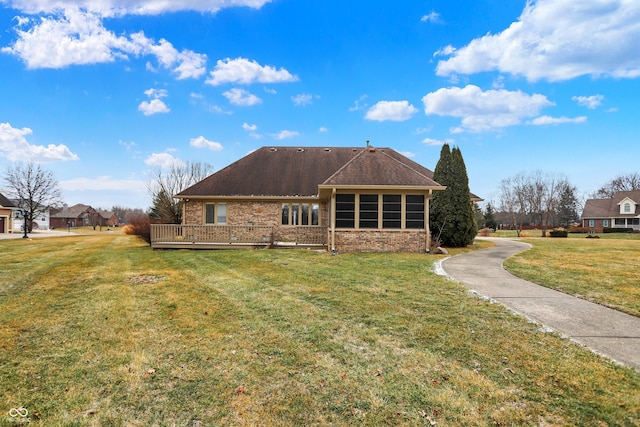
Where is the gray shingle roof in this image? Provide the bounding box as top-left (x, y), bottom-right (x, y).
top-left (0, 192), bottom-right (16, 208)
top-left (51, 204), bottom-right (91, 218)
top-left (177, 146), bottom-right (444, 198)
top-left (582, 190), bottom-right (640, 218)
top-left (322, 148), bottom-right (441, 187)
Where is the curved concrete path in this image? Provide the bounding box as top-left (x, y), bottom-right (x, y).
top-left (441, 237), bottom-right (640, 371)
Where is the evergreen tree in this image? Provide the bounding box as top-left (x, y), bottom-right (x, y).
top-left (556, 182), bottom-right (579, 227)
top-left (429, 144), bottom-right (476, 247)
top-left (484, 202), bottom-right (498, 230)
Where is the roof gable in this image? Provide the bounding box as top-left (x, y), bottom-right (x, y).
top-left (617, 196), bottom-right (638, 206)
top-left (177, 146), bottom-right (442, 198)
top-left (0, 192), bottom-right (16, 208)
top-left (321, 148), bottom-right (441, 187)
top-left (51, 203), bottom-right (91, 218)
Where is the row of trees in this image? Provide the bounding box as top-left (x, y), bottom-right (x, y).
top-left (497, 171), bottom-right (580, 237)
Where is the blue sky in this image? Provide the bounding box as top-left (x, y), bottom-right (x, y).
top-left (0, 0), bottom-right (638, 209)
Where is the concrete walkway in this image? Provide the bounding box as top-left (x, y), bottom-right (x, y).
top-left (440, 237), bottom-right (640, 371)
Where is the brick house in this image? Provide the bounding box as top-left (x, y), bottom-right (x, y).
top-left (152, 145), bottom-right (481, 253)
top-left (50, 204), bottom-right (119, 229)
top-left (581, 190), bottom-right (640, 233)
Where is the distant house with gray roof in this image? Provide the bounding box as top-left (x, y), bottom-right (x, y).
top-left (581, 190), bottom-right (640, 232)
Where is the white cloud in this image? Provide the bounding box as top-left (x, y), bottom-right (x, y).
top-left (144, 88), bottom-right (167, 98)
top-left (144, 152), bottom-right (184, 168)
top-left (422, 85), bottom-right (553, 132)
top-left (4, 0), bottom-right (272, 16)
top-left (528, 115), bottom-right (587, 125)
top-left (0, 122), bottom-right (79, 162)
top-left (319, 126), bottom-right (328, 133)
top-left (435, 0), bottom-right (640, 81)
top-left (399, 151), bottom-right (416, 158)
top-left (292, 93), bottom-right (314, 106)
top-left (206, 57), bottom-right (298, 86)
top-left (190, 136), bottom-right (223, 151)
top-left (420, 11), bottom-right (442, 24)
top-left (222, 88), bottom-right (262, 106)
top-left (422, 137), bottom-right (454, 146)
top-left (2, 8), bottom-right (207, 79)
top-left (271, 130), bottom-right (299, 140)
top-left (572, 95), bottom-right (605, 109)
top-left (413, 126), bottom-right (432, 135)
top-left (349, 94), bottom-right (368, 111)
top-left (365, 100), bottom-right (418, 122)
top-left (138, 98), bottom-right (170, 115)
top-left (242, 122), bottom-right (257, 131)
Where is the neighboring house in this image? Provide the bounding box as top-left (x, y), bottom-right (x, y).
top-left (96, 209), bottom-right (120, 227)
top-left (11, 201), bottom-right (52, 232)
top-left (50, 204), bottom-right (119, 229)
top-left (0, 192), bottom-right (16, 234)
top-left (581, 190), bottom-right (640, 232)
top-left (152, 146), bottom-right (480, 253)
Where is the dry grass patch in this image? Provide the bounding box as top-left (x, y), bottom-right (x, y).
top-left (504, 238), bottom-right (640, 317)
top-left (0, 235), bottom-right (638, 426)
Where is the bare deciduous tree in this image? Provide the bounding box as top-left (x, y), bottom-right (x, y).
top-left (592, 172), bottom-right (640, 198)
top-left (499, 171), bottom-right (574, 237)
top-left (3, 162), bottom-right (63, 232)
top-left (499, 174), bottom-right (529, 237)
top-left (148, 161), bottom-right (212, 223)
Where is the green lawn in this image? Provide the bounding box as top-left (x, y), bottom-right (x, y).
top-left (502, 237), bottom-right (640, 317)
top-left (1, 234), bottom-right (638, 426)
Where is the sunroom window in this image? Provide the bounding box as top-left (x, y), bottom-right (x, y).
top-left (335, 194), bottom-right (355, 228)
top-left (405, 195), bottom-right (425, 229)
top-left (382, 195), bottom-right (401, 229)
top-left (359, 194), bottom-right (378, 228)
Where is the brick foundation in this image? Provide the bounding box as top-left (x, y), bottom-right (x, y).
top-left (334, 229), bottom-right (428, 253)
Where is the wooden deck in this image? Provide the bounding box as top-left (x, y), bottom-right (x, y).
top-left (150, 224), bottom-right (327, 250)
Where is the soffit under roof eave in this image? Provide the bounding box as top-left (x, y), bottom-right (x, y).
top-left (318, 185), bottom-right (447, 198)
top-left (318, 185), bottom-right (447, 192)
top-left (175, 195), bottom-right (322, 201)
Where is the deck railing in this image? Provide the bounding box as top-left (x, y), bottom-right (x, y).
top-left (150, 224), bottom-right (327, 248)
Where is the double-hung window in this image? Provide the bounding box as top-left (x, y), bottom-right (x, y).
top-left (205, 203), bottom-right (227, 224)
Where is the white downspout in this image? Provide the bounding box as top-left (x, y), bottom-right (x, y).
top-left (425, 190), bottom-right (431, 253)
top-left (331, 188), bottom-right (336, 253)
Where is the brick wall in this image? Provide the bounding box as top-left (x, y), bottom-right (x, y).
top-left (334, 229), bottom-right (428, 253)
top-left (183, 200), bottom-right (428, 252)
